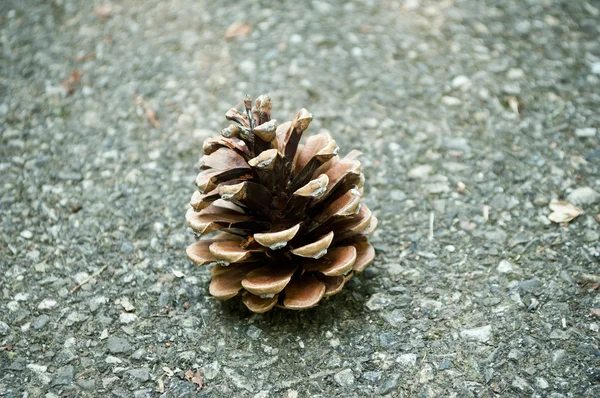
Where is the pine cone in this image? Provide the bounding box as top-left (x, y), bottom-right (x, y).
top-left (185, 95), bottom-right (377, 312)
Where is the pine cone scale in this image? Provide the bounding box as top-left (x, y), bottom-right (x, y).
top-left (240, 264), bottom-right (298, 296)
top-left (209, 263), bottom-right (258, 299)
top-left (351, 238), bottom-right (376, 272)
top-left (281, 273), bottom-right (326, 310)
top-left (319, 274), bottom-right (346, 297)
top-left (208, 240), bottom-right (258, 263)
top-left (186, 239), bottom-right (222, 266)
top-left (302, 245), bottom-right (357, 276)
top-left (289, 231), bottom-right (334, 259)
top-left (242, 292), bottom-right (278, 313)
top-left (203, 137), bottom-right (250, 158)
top-left (254, 223), bottom-right (301, 250)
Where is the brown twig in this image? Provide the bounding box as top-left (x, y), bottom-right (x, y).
top-left (71, 264), bottom-right (108, 294)
top-left (135, 96), bottom-right (159, 128)
top-left (535, 238), bottom-right (561, 255)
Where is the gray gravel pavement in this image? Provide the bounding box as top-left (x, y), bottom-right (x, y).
top-left (1, 0), bottom-right (600, 397)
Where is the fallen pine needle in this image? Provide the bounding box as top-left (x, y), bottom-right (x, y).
top-left (72, 264), bottom-right (108, 294)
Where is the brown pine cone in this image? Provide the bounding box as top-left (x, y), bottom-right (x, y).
top-left (185, 95), bottom-right (376, 312)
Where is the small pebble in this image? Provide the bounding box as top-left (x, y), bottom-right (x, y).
top-left (397, 353), bottom-right (417, 367)
top-left (407, 164), bottom-right (433, 179)
top-left (451, 75), bottom-right (471, 90)
top-left (0, 321), bottom-right (9, 336)
top-left (503, 83), bottom-right (521, 95)
top-left (125, 367), bottom-right (151, 382)
top-left (33, 315), bottom-right (50, 330)
top-left (365, 293), bottom-right (392, 311)
top-left (119, 313), bottom-right (138, 324)
top-left (377, 373), bottom-right (400, 394)
top-left (239, 60), bottom-right (256, 75)
top-left (52, 366), bottom-right (74, 386)
top-left (418, 364), bottom-right (435, 383)
top-left (37, 299), bottom-right (58, 310)
top-left (575, 128), bottom-right (596, 138)
top-left (536, 377), bottom-right (550, 389)
top-left (497, 259), bottom-right (517, 274)
top-left (507, 68), bottom-right (525, 79)
top-left (106, 337), bottom-right (132, 354)
top-left (333, 369), bottom-right (354, 386)
top-left (441, 96), bottom-right (462, 106)
top-left (527, 298), bottom-right (540, 312)
top-left (246, 325), bottom-right (263, 340)
top-left (512, 376), bottom-right (530, 392)
top-left (567, 187), bottom-right (600, 205)
top-left (508, 349), bottom-right (523, 361)
top-left (460, 325), bottom-right (492, 342)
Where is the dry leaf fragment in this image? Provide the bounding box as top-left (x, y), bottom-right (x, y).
top-left (579, 274), bottom-right (600, 291)
top-left (191, 371), bottom-right (204, 388)
top-left (224, 21), bottom-right (252, 40)
top-left (94, 4), bottom-right (114, 19)
top-left (591, 309), bottom-right (600, 318)
top-left (62, 70), bottom-right (82, 95)
top-left (547, 201), bottom-right (584, 223)
top-left (156, 378), bottom-right (165, 393)
top-left (184, 369), bottom-right (204, 389)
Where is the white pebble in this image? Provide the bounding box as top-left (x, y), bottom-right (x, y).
top-left (396, 353), bottom-right (417, 366)
top-left (407, 164), bottom-right (433, 179)
top-left (105, 355), bottom-right (123, 364)
top-left (289, 34), bottom-right (303, 44)
top-left (37, 299), bottom-right (58, 310)
top-left (451, 75), bottom-right (471, 90)
top-left (567, 187), bottom-right (600, 205)
top-left (460, 325), bottom-right (492, 342)
top-left (14, 292), bottom-right (30, 301)
top-left (238, 60), bottom-right (256, 75)
top-left (497, 259), bottom-right (517, 274)
top-left (334, 369), bottom-right (354, 386)
top-left (119, 313), bottom-right (138, 324)
top-left (575, 128), bottom-right (596, 138)
top-left (507, 68), bottom-right (525, 79)
top-left (441, 96), bottom-right (462, 106)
